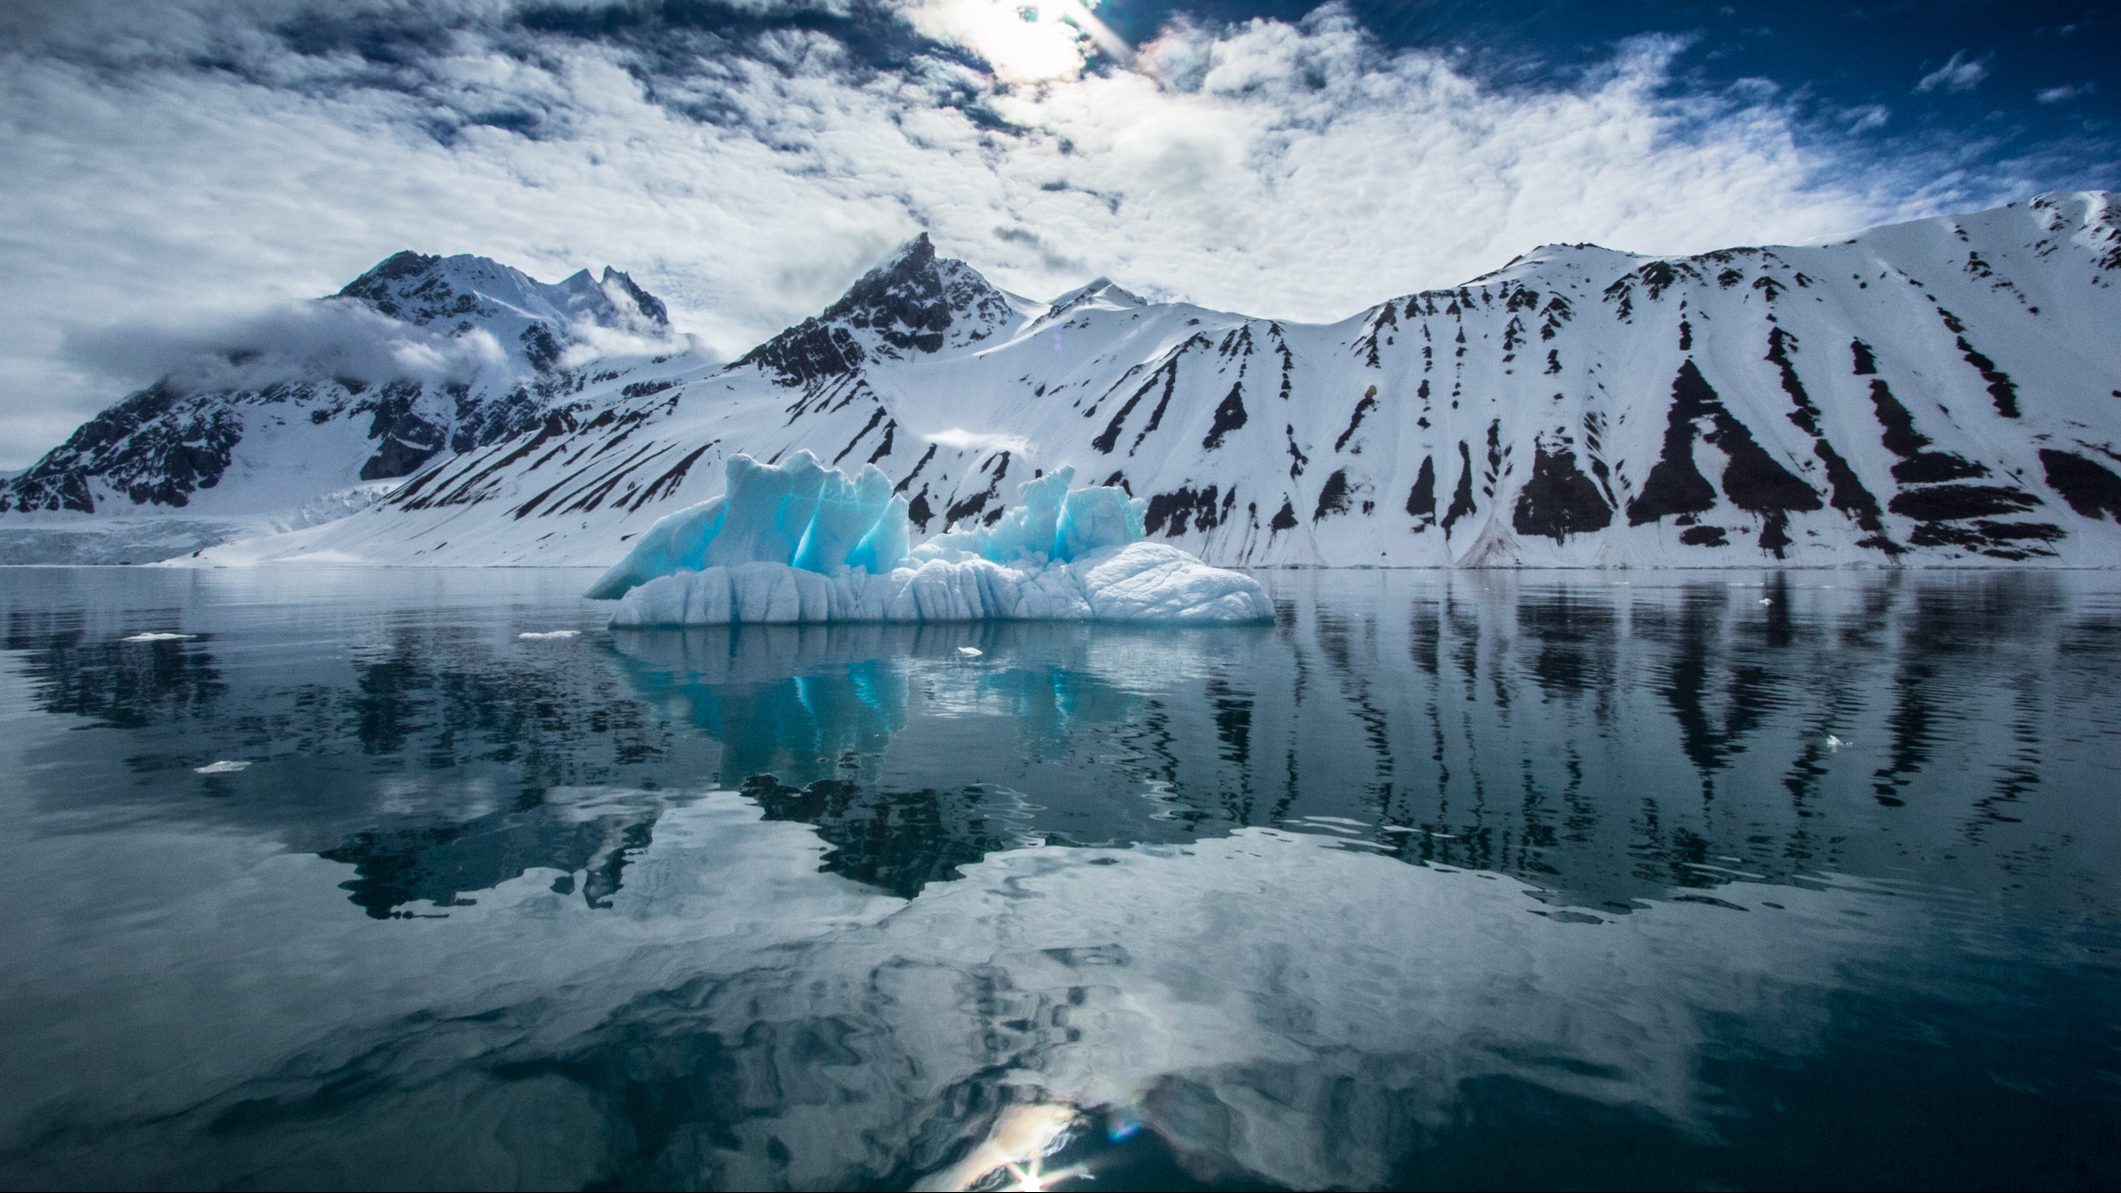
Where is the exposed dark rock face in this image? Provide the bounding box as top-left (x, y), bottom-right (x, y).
top-left (1313, 469), bottom-right (1354, 520)
top-left (943, 452), bottom-right (1009, 528)
top-left (359, 381), bottom-right (446, 481)
top-left (626, 441), bottom-right (714, 513)
top-left (448, 383), bottom-right (510, 453)
top-left (1935, 308), bottom-right (2022, 418)
top-left (2037, 449), bottom-right (2121, 520)
top-left (6, 381), bottom-right (244, 512)
top-left (892, 445), bottom-right (938, 496)
top-left (1839, 343), bottom-right (2057, 557)
top-left (1766, 328), bottom-right (1890, 547)
top-left (736, 320), bottom-right (866, 387)
top-left (1627, 360), bottom-right (1820, 555)
top-left (737, 234), bottom-right (1013, 386)
top-left (819, 233), bottom-right (1012, 355)
top-left (1334, 386), bottom-right (1378, 451)
top-left (602, 269), bottom-right (669, 326)
top-left (336, 251), bottom-right (442, 318)
top-left (1353, 301), bottom-right (1397, 366)
top-left (1145, 485), bottom-right (1231, 537)
top-left (1865, 378), bottom-right (1988, 485)
top-left (1626, 361), bottom-right (1722, 526)
top-left (519, 323), bottom-right (564, 373)
top-left (906, 491), bottom-right (935, 532)
top-left (1128, 366), bottom-right (1181, 455)
top-left (1888, 484), bottom-right (2042, 522)
top-left (1679, 525), bottom-right (1728, 546)
top-left (1093, 363), bottom-right (1178, 455)
top-left (831, 407), bottom-right (889, 467)
top-left (1906, 517), bottom-right (2066, 555)
top-left (1202, 383), bottom-right (1249, 450)
top-left (1512, 441), bottom-right (1613, 542)
top-left (1442, 443), bottom-right (1477, 533)
top-left (1712, 411), bottom-right (1822, 556)
top-left (1406, 457), bottom-right (1437, 524)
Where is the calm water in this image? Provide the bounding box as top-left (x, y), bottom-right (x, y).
top-left (0, 566), bottom-right (2117, 1190)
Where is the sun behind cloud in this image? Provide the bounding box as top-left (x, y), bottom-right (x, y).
top-left (912, 0), bottom-right (1124, 85)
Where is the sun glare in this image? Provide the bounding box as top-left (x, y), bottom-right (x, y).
top-left (916, 0), bottom-right (1128, 85)
top-left (1003, 1154), bottom-right (1091, 1191)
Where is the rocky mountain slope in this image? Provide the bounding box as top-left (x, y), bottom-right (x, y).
top-left (0, 252), bottom-right (674, 557)
top-left (19, 192), bottom-right (2121, 568)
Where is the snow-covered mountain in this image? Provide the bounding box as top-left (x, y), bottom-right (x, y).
top-left (21, 193), bottom-right (2121, 568)
top-left (0, 252), bottom-right (675, 559)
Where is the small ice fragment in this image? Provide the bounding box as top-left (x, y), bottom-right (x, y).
top-left (957, 646), bottom-right (983, 657)
top-left (195, 760), bottom-right (251, 775)
top-left (122, 632), bottom-right (193, 643)
top-left (519, 630), bottom-right (580, 640)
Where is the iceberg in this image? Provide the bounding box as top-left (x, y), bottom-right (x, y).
top-left (586, 453), bottom-right (1273, 625)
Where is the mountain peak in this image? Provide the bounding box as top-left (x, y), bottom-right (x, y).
top-left (862, 232), bottom-right (935, 275)
top-left (600, 266), bottom-right (670, 327)
top-left (817, 233), bottom-right (1012, 355)
top-left (1044, 276), bottom-right (1147, 319)
top-left (334, 250), bottom-right (526, 325)
top-left (336, 250), bottom-right (443, 307)
top-left (332, 250), bottom-right (669, 334)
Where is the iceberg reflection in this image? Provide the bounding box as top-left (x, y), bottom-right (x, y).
top-left (0, 567), bottom-right (2113, 920)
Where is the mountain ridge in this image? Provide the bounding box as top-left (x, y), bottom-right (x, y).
top-left (3, 251), bottom-right (676, 522)
top-left (9, 192), bottom-right (2121, 568)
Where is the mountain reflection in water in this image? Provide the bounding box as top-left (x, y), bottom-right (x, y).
top-left (0, 567), bottom-right (2116, 1189)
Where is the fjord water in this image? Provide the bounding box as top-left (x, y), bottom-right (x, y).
top-left (0, 568), bottom-right (2116, 1190)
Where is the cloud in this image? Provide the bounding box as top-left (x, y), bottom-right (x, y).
top-left (556, 321), bottom-right (703, 372)
top-left (0, 0), bottom-right (2044, 467)
top-left (1915, 50), bottom-right (1990, 94)
top-left (2036, 82), bottom-right (2094, 104)
top-left (62, 299), bottom-right (511, 396)
top-left (1844, 104), bottom-right (1891, 134)
top-left (921, 426), bottom-right (1035, 456)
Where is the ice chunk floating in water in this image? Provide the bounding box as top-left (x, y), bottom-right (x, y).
top-left (586, 453), bottom-right (1272, 625)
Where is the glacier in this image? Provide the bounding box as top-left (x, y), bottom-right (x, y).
top-left (586, 453), bottom-right (1273, 625)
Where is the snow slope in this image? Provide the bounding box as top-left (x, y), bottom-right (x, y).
top-left (39, 194), bottom-right (2121, 568)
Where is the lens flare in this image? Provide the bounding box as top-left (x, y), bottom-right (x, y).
top-left (913, 1102), bottom-right (1088, 1192)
